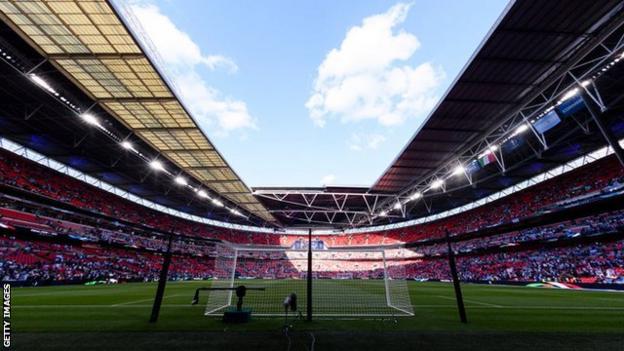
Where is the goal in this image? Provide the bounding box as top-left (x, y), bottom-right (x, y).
top-left (204, 243), bottom-right (414, 317)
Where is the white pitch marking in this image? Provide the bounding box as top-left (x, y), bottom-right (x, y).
top-left (12, 304), bottom-right (624, 311)
top-left (111, 293), bottom-right (186, 307)
top-left (15, 290), bottom-right (119, 297)
top-left (13, 304), bottom-right (195, 308)
top-left (435, 295), bottom-right (503, 307)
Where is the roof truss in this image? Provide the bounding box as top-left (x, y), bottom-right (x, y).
top-left (253, 189), bottom-right (405, 227)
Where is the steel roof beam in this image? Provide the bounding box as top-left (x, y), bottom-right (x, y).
top-left (98, 97), bottom-right (178, 103)
top-left (47, 53), bottom-right (146, 60)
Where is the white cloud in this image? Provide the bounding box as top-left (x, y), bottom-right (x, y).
top-left (130, 3), bottom-right (238, 73)
top-left (348, 133), bottom-right (386, 151)
top-left (306, 3), bottom-right (443, 128)
top-left (129, 2), bottom-right (256, 135)
top-left (174, 72), bottom-right (256, 135)
top-left (320, 174), bottom-right (336, 186)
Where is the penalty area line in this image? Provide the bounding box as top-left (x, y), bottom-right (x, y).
top-left (111, 293), bottom-right (187, 307)
top-left (435, 295), bottom-right (503, 308)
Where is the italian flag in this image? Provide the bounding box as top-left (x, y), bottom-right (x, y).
top-left (478, 152), bottom-right (496, 167)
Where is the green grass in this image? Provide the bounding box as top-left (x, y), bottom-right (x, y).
top-left (9, 281), bottom-right (624, 350)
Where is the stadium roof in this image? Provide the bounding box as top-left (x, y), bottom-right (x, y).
top-left (0, 0), bottom-right (274, 223)
top-left (0, 0), bottom-right (623, 230)
top-left (374, 0), bottom-right (624, 193)
top-left (255, 0), bottom-right (624, 228)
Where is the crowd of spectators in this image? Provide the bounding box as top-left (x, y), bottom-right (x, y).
top-left (0, 149), bottom-right (280, 245)
top-left (0, 236), bottom-right (214, 283)
top-left (403, 240), bottom-right (624, 284)
top-left (0, 198), bottom-right (216, 257)
top-left (1, 149), bottom-right (624, 286)
top-left (1, 149), bottom-right (623, 247)
top-left (413, 210), bottom-right (624, 256)
top-left (2, 231), bottom-right (623, 285)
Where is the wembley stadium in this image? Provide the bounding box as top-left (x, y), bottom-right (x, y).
top-left (1, 0), bottom-right (624, 350)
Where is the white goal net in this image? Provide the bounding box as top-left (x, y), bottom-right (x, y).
top-left (204, 243), bottom-right (413, 317)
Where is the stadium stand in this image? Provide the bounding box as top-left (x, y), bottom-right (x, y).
top-left (2, 0), bottom-right (624, 349)
top-left (2, 149), bottom-right (623, 286)
top-left (2, 148), bottom-right (623, 247)
top-left (0, 236), bottom-right (215, 283)
top-left (403, 240), bottom-right (624, 285)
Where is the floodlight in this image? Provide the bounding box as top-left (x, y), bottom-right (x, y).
top-left (149, 160), bottom-right (165, 171)
top-left (452, 165), bottom-right (465, 176)
top-left (174, 176), bottom-right (188, 186)
top-left (30, 74), bottom-right (56, 94)
top-left (409, 192), bottom-right (422, 201)
top-left (489, 145), bottom-right (498, 152)
top-left (580, 80), bottom-right (591, 87)
top-left (81, 113), bottom-right (99, 126)
top-left (393, 202), bottom-right (402, 210)
top-left (379, 211), bottom-right (388, 217)
top-left (212, 198), bottom-right (224, 207)
top-left (197, 190), bottom-right (209, 198)
top-left (431, 179), bottom-right (444, 189)
top-left (515, 124), bottom-right (529, 135)
top-left (560, 88), bottom-right (579, 102)
top-left (121, 140), bottom-right (133, 150)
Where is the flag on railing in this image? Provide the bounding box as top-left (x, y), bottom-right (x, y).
top-left (478, 152), bottom-right (496, 167)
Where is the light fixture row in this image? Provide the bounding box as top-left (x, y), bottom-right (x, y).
top-left (26, 73), bottom-right (247, 219)
top-left (375, 50), bottom-right (624, 220)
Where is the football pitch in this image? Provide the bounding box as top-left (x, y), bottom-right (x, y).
top-left (9, 280), bottom-right (624, 350)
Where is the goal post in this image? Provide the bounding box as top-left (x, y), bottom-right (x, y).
top-left (204, 243), bottom-right (414, 317)
top-left (203, 243), bottom-right (238, 315)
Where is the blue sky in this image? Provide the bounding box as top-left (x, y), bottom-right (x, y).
top-left (125, 0), bottom-right (509, 187)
